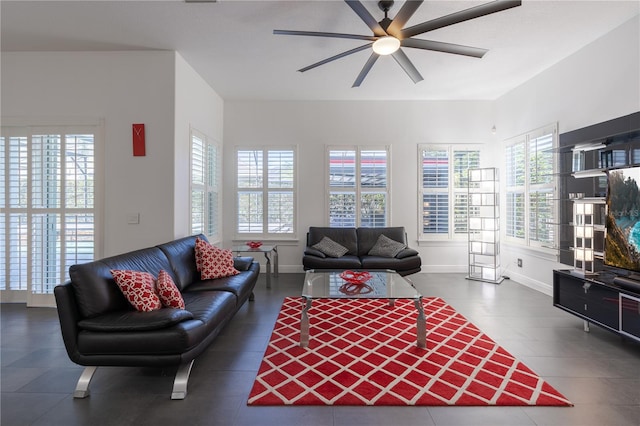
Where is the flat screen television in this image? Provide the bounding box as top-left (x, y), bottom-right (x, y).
top-left (604, 166), bottom-right (640, 279)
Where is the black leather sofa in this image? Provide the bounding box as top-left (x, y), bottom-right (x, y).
top-left (54, 234), bottom-right (259, 400)
top-left (302, 227), bottom-right (421, 276)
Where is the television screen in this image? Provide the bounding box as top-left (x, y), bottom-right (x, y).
top-left (604, 167), bottom-right (640, 274)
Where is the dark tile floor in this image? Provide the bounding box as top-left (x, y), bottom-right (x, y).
top-left (2, 273), bottom-right (639, 426)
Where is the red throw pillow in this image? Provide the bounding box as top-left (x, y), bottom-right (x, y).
top-left (195, 237), bottom-right (240, 279)
top-left (156, 270), bottom-right (185, 309)
top-left (195, 237), bottom-right (207, 271)
top-left (111, 269), bottom-right (161, 312)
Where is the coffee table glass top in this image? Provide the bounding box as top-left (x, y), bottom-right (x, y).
top-left (302, 270), bottom-right (420, 299)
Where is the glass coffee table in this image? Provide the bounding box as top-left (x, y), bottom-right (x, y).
top-left (300, 269), bottom-right (426, 349)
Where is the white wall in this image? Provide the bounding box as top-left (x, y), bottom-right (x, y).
top-left (174, 53), bottom-right (225, 241)
top-left (224, 100), bottom-right (495, 272)
top-left (2, 51), bottom-right (177, 256)
top-left (495, 15), bottom-right (640, 294)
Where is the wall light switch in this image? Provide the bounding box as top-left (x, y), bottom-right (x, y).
top-left (127, 213), bottom-right (140, 225)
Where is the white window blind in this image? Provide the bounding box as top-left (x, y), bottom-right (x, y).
top-left (529, 132), bottom-right (555, 246)
top-left (419, 146), bottom-right (480, 239)
top-left (504, 124), bottom-right (557, 249)
top-left (328, 147), bottom-right (389, 228)
top-left (1, 127), bottom-right (98, 304)
top-left (505, 141), bottom-right (526, 240)
top-left (190, 130), bottom-right (220, 239)
top-left (236, 147), bottom-right (296, 237)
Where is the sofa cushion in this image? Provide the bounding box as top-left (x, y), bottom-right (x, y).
top-left (368, 234), bottom-right (406, 258)
top-left (78, 308), bottom-right (193, 332)
top-left (182, 290), bottom-right (237, 325)
top-left (69, 261), bottom-right (130, 318)
top-left (312, 236), bottom-right (349, 258)
top-left (357, 227), bottom-right (407, 256)
top-left (70, 246), bottom-right (174, 318)
top-left (77, 291), bottom-right (236, 356)
top-left (156, 234), bottom-right (202, 291)
top-left (308, 227), bottom-right (358, 255)
top-left (361, 254), bottom-right (422, 274)
top-left (110, 269), bottom-right (162, 312)
top-left (186, 269), bottom-right (256, 304)
top-left (195, 238), bottom-right (240, 279)
top-left (302, 254), bottom-right (362, 271)
top-left (157, 269), bottom-right (185, 309)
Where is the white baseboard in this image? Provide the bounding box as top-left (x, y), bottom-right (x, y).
top-left (504, 270), bottom-right (552, 296)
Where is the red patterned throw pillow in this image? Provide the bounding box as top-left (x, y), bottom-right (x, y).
top-left (195, 237), bottom-right (240, 279)
top-left (156, 270), bottom-right (185, 309)
top-left (111, 269), bottom-right (161, 312)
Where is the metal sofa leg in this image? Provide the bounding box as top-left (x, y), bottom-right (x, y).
top-left (171, 360), bottom-right (195, 400)
top-left (73, 366), bottom-right (98, 398)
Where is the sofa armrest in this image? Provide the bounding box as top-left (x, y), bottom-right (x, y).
top-left (396, 248), bottom-right (419, 259)
top-left (304, 247), bottom-right (327, 258)
top-left (54, 282), bottom-right (84, 364)
top-left (233, 256), bottom-right (255, 271)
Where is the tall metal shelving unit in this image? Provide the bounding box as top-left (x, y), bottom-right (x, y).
top-left (467, 167), bottom-right (503, 284)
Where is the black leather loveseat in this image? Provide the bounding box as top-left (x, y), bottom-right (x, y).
top-left (302, 227), bottom-right (421, 276)
top-left (54, 234), bottom-right (259, 400)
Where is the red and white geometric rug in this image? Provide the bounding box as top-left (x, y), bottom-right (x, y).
top-left (248, 297), bottom-right (572, 406)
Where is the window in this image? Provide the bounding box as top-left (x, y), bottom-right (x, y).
top-left (328, 147), bottom-right (389, 228)
top-left (236, 147), bottom-right (296, 237)
top-left (190, 129), bottom-right (220, 240)
top-left (1, 125), bottom-right (98, 306)
top-left (504, 124), bottom-right (557, 249)
top-left (419, 145), bottom-right (480, 239)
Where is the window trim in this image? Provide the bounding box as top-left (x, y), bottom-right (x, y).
top-left (190, 128), bottom-right (221, 242)
top-left (503, 123), bottom-right (558, 252)
top-left (418, 144), bottom-right (482, 241)
top-left (234, 145), bottom-right (298, 240)
top-left (325, 145), bottom-right (391, 228)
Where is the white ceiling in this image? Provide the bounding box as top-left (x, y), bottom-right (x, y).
top-left (1, 0), bottom-right (638, 101)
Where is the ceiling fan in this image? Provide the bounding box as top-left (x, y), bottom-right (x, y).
top-left (274, 0), bottom-right (521, 87)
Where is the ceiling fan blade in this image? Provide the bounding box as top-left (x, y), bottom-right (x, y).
top-left (401, 38), bottom-right (488, 58)
top-left (299, 44), bottom-right (373, 73)
top-left (401, 0), bottom-right (522, 39)
top-left (386, 0), bottom-right (423, 37)
top-left (344, 0), bottom-right (387, 37)
top-left (274, 29), bottom-right (376, 42)
top-left (352, 52), bottom-right (380, 87)
top-left (391, 49), bottom-right (423, 84)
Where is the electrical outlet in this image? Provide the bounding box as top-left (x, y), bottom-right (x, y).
top-left (517, 258), bottom-right (523, 267)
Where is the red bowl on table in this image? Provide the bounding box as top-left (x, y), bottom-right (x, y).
top-left (247, 241), bottom-right (263, 249)
top-left (339, 270), bottom-right (372, 284)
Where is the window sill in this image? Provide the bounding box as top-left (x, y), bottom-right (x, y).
top-left (232, 238), bottom-right (300, 246)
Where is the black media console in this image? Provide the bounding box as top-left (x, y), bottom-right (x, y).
top-left (553, 269), bottom-right (640, 342)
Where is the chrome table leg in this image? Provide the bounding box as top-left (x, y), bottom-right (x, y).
top-left (300, 297), bottom-right (312, 347)
top-left (415, 297), bottom-right (427, 349)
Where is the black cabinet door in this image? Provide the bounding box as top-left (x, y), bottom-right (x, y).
top-left (553, 270), bottom-right (619, 331)
top-left (554, 272), bottom-right (587, 314)
top-left (583, 283), bottom-right (619, 329)
top-left (620, 294), bottom-right (640, 340)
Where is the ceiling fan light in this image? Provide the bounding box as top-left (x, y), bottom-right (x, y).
top-left (372, 36), bottom-right (400, 55)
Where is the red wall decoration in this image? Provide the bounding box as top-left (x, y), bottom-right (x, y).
top-left (132, 123), bottom-right (145, 156)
